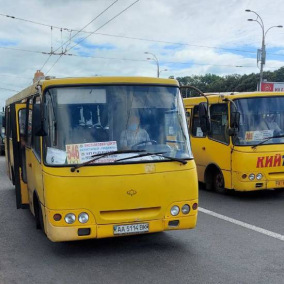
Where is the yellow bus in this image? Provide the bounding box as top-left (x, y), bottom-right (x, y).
top-left (184, 91), bottom-right (284, 193)
top-left (4, 76), bottom-right (198, 242)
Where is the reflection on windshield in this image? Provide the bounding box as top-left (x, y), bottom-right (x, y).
top-left (44, 85), bottom-right (193, 165)
top-left (233, 96), bottom-right (284, 146)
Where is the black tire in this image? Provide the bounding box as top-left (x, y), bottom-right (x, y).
top-left (35, 200), bottom-right (45, 233)
top-left (213, 170), bottom-right (227, 194)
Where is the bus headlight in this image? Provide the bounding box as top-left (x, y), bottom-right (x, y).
top-left (65, 213), bottom-right (76, 224)
top-left (181, 204), bottom-right (190, 214)
top-left (249, 174), bottom-right (255, 181)
top-left (170, 205), bottom-right (180, 216)
top-left (256, 173), bottom-right (263, 180)
top-left (78, 212), bottom-right (89, 224)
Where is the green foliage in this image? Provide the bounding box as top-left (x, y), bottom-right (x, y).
top-left (176, 67), bottom-right (284, 96)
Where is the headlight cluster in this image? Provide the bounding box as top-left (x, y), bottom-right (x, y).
top-left (54, 212), bottom-right (89, 224)
top-left (170, 204), bottom-right (193, 216)
top-left (242, 173), bottom-right (263, 181)
top-left (249, 173), bottom-right (263, 181)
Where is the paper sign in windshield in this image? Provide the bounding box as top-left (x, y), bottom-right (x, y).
top-left (196, 127), bottom-right (204, 137)
top-left (46, 147), bottom-right (67, 164)
top-left (245, 130), bottom-right (273, 141)
top-left (66, 141), bottom-right (117, 164)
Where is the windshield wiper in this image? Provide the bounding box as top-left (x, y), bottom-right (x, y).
top-left (251, 134), bottom-right (284, 149)
top-left (115, 152), bottom-right (188, 165)
top-left (70, 150), bottom-right (145, 172)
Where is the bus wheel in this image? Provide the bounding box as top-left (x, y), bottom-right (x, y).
top-left (35, 199), bottom-right (45, 233)
top-left (213, 171), bottom-right (227, 194)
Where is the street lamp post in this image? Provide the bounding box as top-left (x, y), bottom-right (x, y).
top-left (246, 9), bottom-right (283, 90)
top-left (145, 52), bottom-right (160, 77)
top-left (159, 69), bottom-right (168, 76)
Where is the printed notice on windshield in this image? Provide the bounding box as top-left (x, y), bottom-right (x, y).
top-left (66, 141), bottom-right (117, 164)
top-left (245, 130), bottom-right (273, 141)
top-left (46, 147), bottom-right (67, 164)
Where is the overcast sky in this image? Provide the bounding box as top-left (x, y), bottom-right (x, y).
top-left (1, 0), bottom-right (284, 106)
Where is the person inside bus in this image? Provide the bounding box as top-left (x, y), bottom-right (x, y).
top-left (120, 110), bottom-right (150, 149)
top-left (259, 113), bottom-right (282, 134)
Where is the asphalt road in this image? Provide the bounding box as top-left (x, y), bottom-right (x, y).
top-left (0, 156), bottom-right (284, 284)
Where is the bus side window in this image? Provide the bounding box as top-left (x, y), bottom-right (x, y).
top-left (192, 105), bottom-right (205, 138)
top-left (32, 97), bottom-right (41, 160)
top-left (26, 99), bottom-right (33, 147)
top-left (19, 109), bottom-right (26, 138)
top-left (209, 104), bottom-right (229, 144)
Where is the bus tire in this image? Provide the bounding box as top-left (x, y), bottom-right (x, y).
top-left (213, 170), bottom-right (227, 194)
top-left (34, 195), bottom-right (45, 233)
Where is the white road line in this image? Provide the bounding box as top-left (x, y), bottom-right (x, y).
top-left (199, 207), bottom-right (284, 242)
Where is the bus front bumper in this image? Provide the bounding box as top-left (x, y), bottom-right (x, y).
top-left (45, 215), bottom-right (198, 242)
top-left (233, 178), bottom-right (284, 191)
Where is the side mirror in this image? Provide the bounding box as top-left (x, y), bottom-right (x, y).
top-left (33, 103), bottom-right (47, 136)
top-left (198, 103), bottom-right (211, 134)
top-left (231, 111), bottom-right (240, 130)
top-left (228, 111), bottom-right (241, 136)
top-left (228, 128), bottom-right (236, 136)
top-left (2, 116), bottom-right (5, 128)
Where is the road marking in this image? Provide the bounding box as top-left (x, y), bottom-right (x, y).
top-left (199, 207), bottom-right (284, 242)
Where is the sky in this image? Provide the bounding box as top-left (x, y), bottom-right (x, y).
top-left (1, 0), bottom-right (284, 106)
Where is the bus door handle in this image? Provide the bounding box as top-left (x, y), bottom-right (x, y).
top-left (28, 163), bottom-right (32, 168)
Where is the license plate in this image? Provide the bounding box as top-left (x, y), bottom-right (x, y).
top-left (113, 223), bottom-right (149, 235)
top-left (276, 180), bottom-right (284, 187)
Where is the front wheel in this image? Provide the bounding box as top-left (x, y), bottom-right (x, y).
top-left (213, 170), bottom-right (227, 194)
top-left (35, 201), bottom-right (45, 234)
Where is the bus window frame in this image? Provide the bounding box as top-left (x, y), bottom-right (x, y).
top-left (208, 102), bottom-right (230, 146)
top-left (41, 83), bottom-right (193, 168)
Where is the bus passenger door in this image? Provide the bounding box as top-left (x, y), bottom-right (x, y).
top-left (25, 97), bottom-right (44, 210)
top-left (10, 103), bottom-right (29, 209)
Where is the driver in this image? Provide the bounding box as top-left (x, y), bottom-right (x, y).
top-left (120, 110), bottom-right (150, 149)
top-left (259, 113), bottom-right (282, 134)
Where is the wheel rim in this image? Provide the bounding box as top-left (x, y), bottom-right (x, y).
top-left (215, 172), bottom-right (225, 192)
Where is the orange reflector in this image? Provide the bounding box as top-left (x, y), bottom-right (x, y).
top-left (192, 203), bottom-right (198, 210)
top-left (53, 214), bottom-right (62, 221)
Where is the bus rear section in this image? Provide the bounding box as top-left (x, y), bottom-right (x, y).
top-left (184, 92), bottom-right (284, 193)
top-left (5, 77), bottom-right (198, 242)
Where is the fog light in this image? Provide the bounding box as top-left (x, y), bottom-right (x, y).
top-left (78, 212), bottom-right (89, 224)
top-left (170, 205), bottom-right (180, 216)
top-left (242, 174), bottom-right (247, 179)
top-left (53, 214), bottom-right (62, 221)
top-left (256, 173), bottom-right (263, 180)
top-left (181, 204), bottom-right (190, 214)
top-left (65, 213), bottom-right (76, 224)
top-left (249, 174), bottom-right (255, 181)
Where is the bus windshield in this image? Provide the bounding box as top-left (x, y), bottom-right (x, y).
top-left (43, 85), bottom-right (192, 165)
top-left (233, 96), bottom-right (284, 146)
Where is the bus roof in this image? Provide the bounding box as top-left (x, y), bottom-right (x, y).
top-left (183, 91), bottom-right (284, 106)
top-left (5, 76), bottom-right (179, 106)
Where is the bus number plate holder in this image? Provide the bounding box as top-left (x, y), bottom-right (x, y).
top-left (276, 180), bottom-right (284, 187)
top-left (113, 223), bottom-right (149, 235)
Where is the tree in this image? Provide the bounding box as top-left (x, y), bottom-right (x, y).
top-left (176, 67), bottom-right (284, 96)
